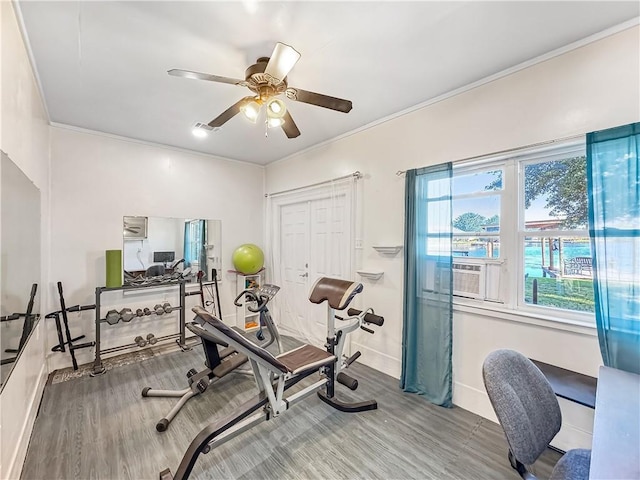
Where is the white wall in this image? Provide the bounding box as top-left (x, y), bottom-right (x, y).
top-left (47, 126), bottom-right (265, 371)
top-left (0, 3), bottom-right (51, 479)
top-left (266, 26), bottom-right (640, 450)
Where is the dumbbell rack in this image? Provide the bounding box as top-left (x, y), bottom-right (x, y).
top-left (92, 280), bottom-right (189, 376)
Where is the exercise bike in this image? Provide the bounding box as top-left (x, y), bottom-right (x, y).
top-left (142, 283), bottom-right (283, 432)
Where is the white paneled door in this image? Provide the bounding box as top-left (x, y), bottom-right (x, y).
top-left (272, 184), bottom-right (353, 344)
top-left (280, 201), bottom-right (311, 337)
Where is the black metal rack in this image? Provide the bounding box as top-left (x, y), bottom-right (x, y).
top-left (92, 280), bottom-right (188, 375)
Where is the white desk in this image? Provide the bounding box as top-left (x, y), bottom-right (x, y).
top-left (589, 366), bottom-right (640, 479)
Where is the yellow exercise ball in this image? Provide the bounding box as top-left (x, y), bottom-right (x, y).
top-left (232, 244), bottom-right (264, 275)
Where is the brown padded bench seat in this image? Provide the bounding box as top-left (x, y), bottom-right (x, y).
top-left (276, 344), bottom-right (335, 375)
top-left (191, 306), bottom-right (334, 376)
top-left (308, 277), bottom-right (363, 310)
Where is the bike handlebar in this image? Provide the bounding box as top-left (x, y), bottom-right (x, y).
top-left (233, 289), bottom-right (268, 313)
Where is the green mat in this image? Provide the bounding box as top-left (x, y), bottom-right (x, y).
top-left (105, 249), bottom-right (122, 288)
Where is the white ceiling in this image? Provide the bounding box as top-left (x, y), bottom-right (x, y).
top-left (17, 1), bottom-right (639, 165)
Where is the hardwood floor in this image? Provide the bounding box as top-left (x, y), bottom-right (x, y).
top-left (21, 337), bottom-right (561, 479)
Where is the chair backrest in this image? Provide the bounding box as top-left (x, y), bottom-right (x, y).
top-left (146, 264), bottom-right (165, 277)
top-left (482, 349), bottom-right (562, 465)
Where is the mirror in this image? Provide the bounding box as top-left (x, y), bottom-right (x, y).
top-left (123, 216), bottom-right (221, 285)
top-left (1, 152), bottom-right (41, 389)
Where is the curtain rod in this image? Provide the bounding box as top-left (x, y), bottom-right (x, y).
top-left (395, 133), bottom-right (584, 176)
top-left (265, 171), bottom-right (362, 197)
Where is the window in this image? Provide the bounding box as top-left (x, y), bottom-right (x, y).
top-left (452, 168), bottom-right (503, 259)
top-left (519, 151), bottom-right (593, 314)
top-left (451, 141), bottom-right (594, 322)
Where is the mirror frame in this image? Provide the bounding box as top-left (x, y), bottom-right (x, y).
top-left (0, 151), bottom-right (41, 391)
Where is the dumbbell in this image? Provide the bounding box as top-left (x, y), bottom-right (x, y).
top-left (134, 336), bottom-right (147, 347)
top-left (120, 308), bottom-right (135, 323)
top-left (143, 308), bottom-right (152, 316)
top-left (146, 333), bottom-right (157, 345)
top-left (162, 302), bottom-right (173, 314)
top-left (194, 378), bottom-right (208, 393)
top-left (136, 309), bottom-right (144, 317)
top-left (105, 309), bottom-right (120, 325)
top-left (153, 304), bottom-right (164, 316)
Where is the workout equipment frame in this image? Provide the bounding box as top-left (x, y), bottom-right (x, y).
top-left (93, 281), bottom-right (188, 375)
top-left (93, 279), bottom-right (216, 375)
top-left (159, 277), bottom-right (383, 480)
top-left (47, 281), bottom-right (95, 370)
top-left (142, 284), bottom-right (283, 432)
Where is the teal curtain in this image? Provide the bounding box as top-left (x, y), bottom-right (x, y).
top-left (199, 220), bottom-right (207, 279)
top-left (184, 220), bottom-right (207, 273)
top-left (401, 164), bottom-right (453, 407)
top-left (587, 122), bottom-right (640, 374)
top-left (184, 221), bottom-right (192, 267)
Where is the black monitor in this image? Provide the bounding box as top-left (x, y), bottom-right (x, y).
top-left (153, 251), bottom-right (175, 264)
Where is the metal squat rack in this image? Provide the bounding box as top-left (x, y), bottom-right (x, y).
top-left (92, 280), bottom-right (193, 376)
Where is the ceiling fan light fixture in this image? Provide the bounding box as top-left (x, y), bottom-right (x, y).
top-left (170, 41), bottom-right (351, 140)
top-left (241, 99), bottom-right (262, 123)
top-left (266, 98), bottom-right (286, 118)
top-left (267, 116), bottom-right (285, 128)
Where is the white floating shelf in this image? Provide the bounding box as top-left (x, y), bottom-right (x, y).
top-left (372, 245), bottom-right (403, 255)
top-left (356, 270), bottom-right (384, 280)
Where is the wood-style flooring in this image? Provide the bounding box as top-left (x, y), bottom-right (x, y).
top-left (21, 336), bottom-right (561, 479)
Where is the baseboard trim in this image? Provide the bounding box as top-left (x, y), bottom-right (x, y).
top-left (453, 381), bottom-right (594, 451)
top-left (5, 362), bottom-right (48, 480)
top-left (351, 341), bottom-right (401, 379)
top-left (453, 381), bottom-right (498, 423)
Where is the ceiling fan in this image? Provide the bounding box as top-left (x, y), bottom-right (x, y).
top-left (169, 42), bottom-right (352, 139)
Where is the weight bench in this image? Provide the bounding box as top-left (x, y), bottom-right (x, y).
top-left (143, 285), bottom-right (282, 431)
top-left (160, 277), bottom-right (383, 480)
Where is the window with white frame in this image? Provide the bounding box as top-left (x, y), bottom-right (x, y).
top-left (452, 168), bottom-right (503, 259)
top-left (451, 140), bottom-right (594, 322)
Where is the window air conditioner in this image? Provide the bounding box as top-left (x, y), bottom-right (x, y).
top-left (452, 262), bottom-right (486, 299)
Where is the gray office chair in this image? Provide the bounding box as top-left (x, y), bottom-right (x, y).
top-left (145, 264), bottom-right (165, 277)
top-left (482, 349), bottom-right (591, 480)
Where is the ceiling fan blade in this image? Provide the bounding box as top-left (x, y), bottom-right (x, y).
top-left (168, 69), bottom-right (245, 86)
top-left (281, 111), bottom-right (301, 139)
top-left (264, 43), bottom-right (301, 84)
top-left (286, 87), bottom-right (352, 113)
top-left (208, 97), bottom-right (252, 128)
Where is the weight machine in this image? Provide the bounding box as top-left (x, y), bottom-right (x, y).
top-left (142, 283), bottom-right (283, 432)
top-left (159, 277), bottom-right (384, 480)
